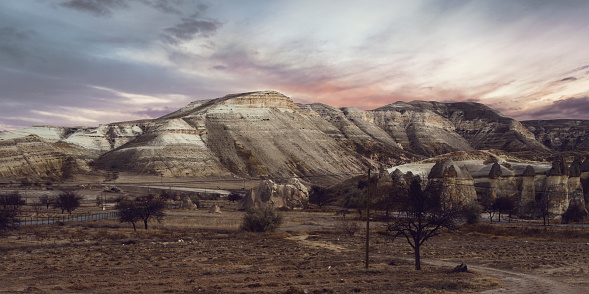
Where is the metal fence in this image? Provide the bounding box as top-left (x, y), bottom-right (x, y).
top-left (18, 211), bottom-right (121, 226)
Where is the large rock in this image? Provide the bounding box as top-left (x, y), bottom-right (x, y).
top-left (545, 157), bottom-right (570, 215)
top-left (238, 178), bottom-right (309, 210)
top-left (428, 159), bottom-right (477, 208)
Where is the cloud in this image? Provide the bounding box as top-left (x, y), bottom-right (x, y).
top-left (139, 0), bottom-right (182, 15)
top-left (0, 26), bottom-right (36, 64)
top-left (161, 5), bottom-right (221, 44)
top-left (527, 97), bottom-right (589, 120)
top-left (559, 77), bottom-right (577, 82)
top-left (60, 0), bottom-right (128, 17)
top-left (130, 107), bottom-right (176, 118)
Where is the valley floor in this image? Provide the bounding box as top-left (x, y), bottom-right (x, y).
top-left (1, 208), bottom-right (588, 293)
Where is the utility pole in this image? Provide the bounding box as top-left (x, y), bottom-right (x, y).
top-left (365, 168), bottom-right (371, 269)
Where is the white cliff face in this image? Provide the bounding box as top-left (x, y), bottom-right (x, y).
top-left (0, 126), bottom-right (68, 143)
top-left (0, 135), bottom-right (90, 181)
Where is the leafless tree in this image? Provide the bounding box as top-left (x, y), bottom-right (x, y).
top-left (387, 178), bottom-right (460, 270)
top-left (116, 195), bottom-right (166, 230)
top-left (53, 190), bottom-right (83, 215)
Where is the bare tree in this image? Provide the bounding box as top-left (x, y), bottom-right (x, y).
top-left (0, 192), bottom-right (23, 232)
top-left (0, 192), bottom-right (26, 210)
top-left (0, 207), bottom-right (19, 232)
top-left (115, 197), bottom-right (141, 231)
top-left (40, 194), bottom-right (52, 209)
top-left (53, 190), bottom-right (83, 215)
top-left (116, 195), bottom-right (166, 230)
top-left (387, 178), bottom-right (460, 270)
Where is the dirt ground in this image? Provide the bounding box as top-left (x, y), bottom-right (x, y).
top-left (2, 203), bottom-right (589, 293)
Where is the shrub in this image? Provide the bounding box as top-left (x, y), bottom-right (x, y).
top-left (561, 205), bottom-right (588, 224)
top-left (240, 205), bottom-right (283, 232)
top-left (463, 203), bottom-right (483, 224)
top-left (334, 218), bottom-right (360, 236)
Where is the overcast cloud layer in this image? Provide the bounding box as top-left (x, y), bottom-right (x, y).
top-left (1, 0), bottom-right (589, 130)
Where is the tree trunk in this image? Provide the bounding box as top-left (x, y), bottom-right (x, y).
top-left (414, 245), bottom-right (421, 270)
top-left (144, 219), bottom-right (148, 230)
top-left (132, 221), bottom-right (136, 231)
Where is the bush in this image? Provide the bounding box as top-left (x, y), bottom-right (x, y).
top-left (240, 205), bottom-right (283, 232)
top-left (463, 203), bottom-right (483, 224)
top-left (561, 205), bottom-right (588, 224)
top-left (334, 218), bottom-right (360, 236)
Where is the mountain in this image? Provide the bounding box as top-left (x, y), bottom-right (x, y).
top-left (521, 120), bottom-right (589, 151)
top-left (0, 90), bottom-right (586, 183)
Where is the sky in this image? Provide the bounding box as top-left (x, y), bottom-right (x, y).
top-left (2, 0), bottom-right (589, 131)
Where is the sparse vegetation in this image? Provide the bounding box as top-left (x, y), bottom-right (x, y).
top-left (116, 195), bottom-right (166, 230)
top-left (227, 192), bottom-right (243, 203)
top-left (0, 192), bottom-right (26, 209)
top-left (561, 205), bottom-right (588, 224)
top-left (463, 203), bottom-right (483, 224)
top-left (52, 190), bottom-right (83, 215)
top-left (240, 204), bottom-right (283, 232)
top-left (309, 185), bottom-right (332, 208)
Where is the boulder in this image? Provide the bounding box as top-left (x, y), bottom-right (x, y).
top-left (237, 178), bottom-right (309, 210)
top-left (208, 204), bottom-right (221, 213)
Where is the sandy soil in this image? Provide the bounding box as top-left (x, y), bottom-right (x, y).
top-left (1, 205), bottom-right (589, 293)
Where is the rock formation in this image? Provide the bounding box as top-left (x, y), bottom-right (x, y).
top-left (1, 90), bottom-right (588, 184)
top-left (427, 159), bottom-right (477, 209)
top-left (544, 157), bottom-right (570, 215)
top-left (237, 178), bottom-right (309, 210)
top-left (519, 165), bottom-right (536, 214)
top-left (522, 120), bottom-right (589, 151)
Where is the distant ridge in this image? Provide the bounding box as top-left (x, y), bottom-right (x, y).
top-left (0, 90), bottom-right (587, 182)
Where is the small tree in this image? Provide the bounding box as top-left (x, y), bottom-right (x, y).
top-left (479, 192), bottom-right (496, 222)
top-left (115, 197), bottom-right (141, 231)
top-left (537, 194), bottom-right (551, 226)
top-left (0, 192), bottom-right (26, 210)
top-left (0, 192), bottom-right (23, 232)
top-left (388, 178), bottom-right (460, 270)
top-left (240, 204), bottom-right (283, 232)
top-left (53, 190), bottom-right (83, 215)
top-left (117, 195), bottom-right (166, 230)
top-left (40, 194), bottom-right (52, 209)
top-left (492, 196), bottom-right (516, 222)
top-left (0, 207), bottom-right (19, 232)
top-left (344, 189), bottom-right (366, 218)
top-left (309, 185), bottom-right (332, 208)
top-left (561, 205), bottom-right (588, 224)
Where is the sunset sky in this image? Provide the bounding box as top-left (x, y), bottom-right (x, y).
top-left (2, 0), bottom-right (589, 130)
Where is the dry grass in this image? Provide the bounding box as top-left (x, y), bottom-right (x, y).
top-left (2, 205), bottom-right (589, 293)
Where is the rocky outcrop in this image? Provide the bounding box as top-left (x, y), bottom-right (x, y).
top-left (375, 101), bottom-right (550, 155)
top-left (0, 135), bottom-right (90, 182)
top-left (519, 165), bottom-right (536, 213)
top-left (237, 178), bottom-right (309, 210)
top-left (581, 158), bottom-right (589, 211)
top-left (522, 120), bottom-right (589, 151)
top-left (428, 159), bottom-right (477, 209)
top-left (544, 157), bottom-right (570, 215)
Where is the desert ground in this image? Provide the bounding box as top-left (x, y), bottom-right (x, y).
top-left (1, 185), bottom-right (589, 293)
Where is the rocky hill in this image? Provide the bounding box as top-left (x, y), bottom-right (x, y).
top-left (0, 90), bottom-right (587, 183)
top-left (521, 120), bottom-right (589, 151)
